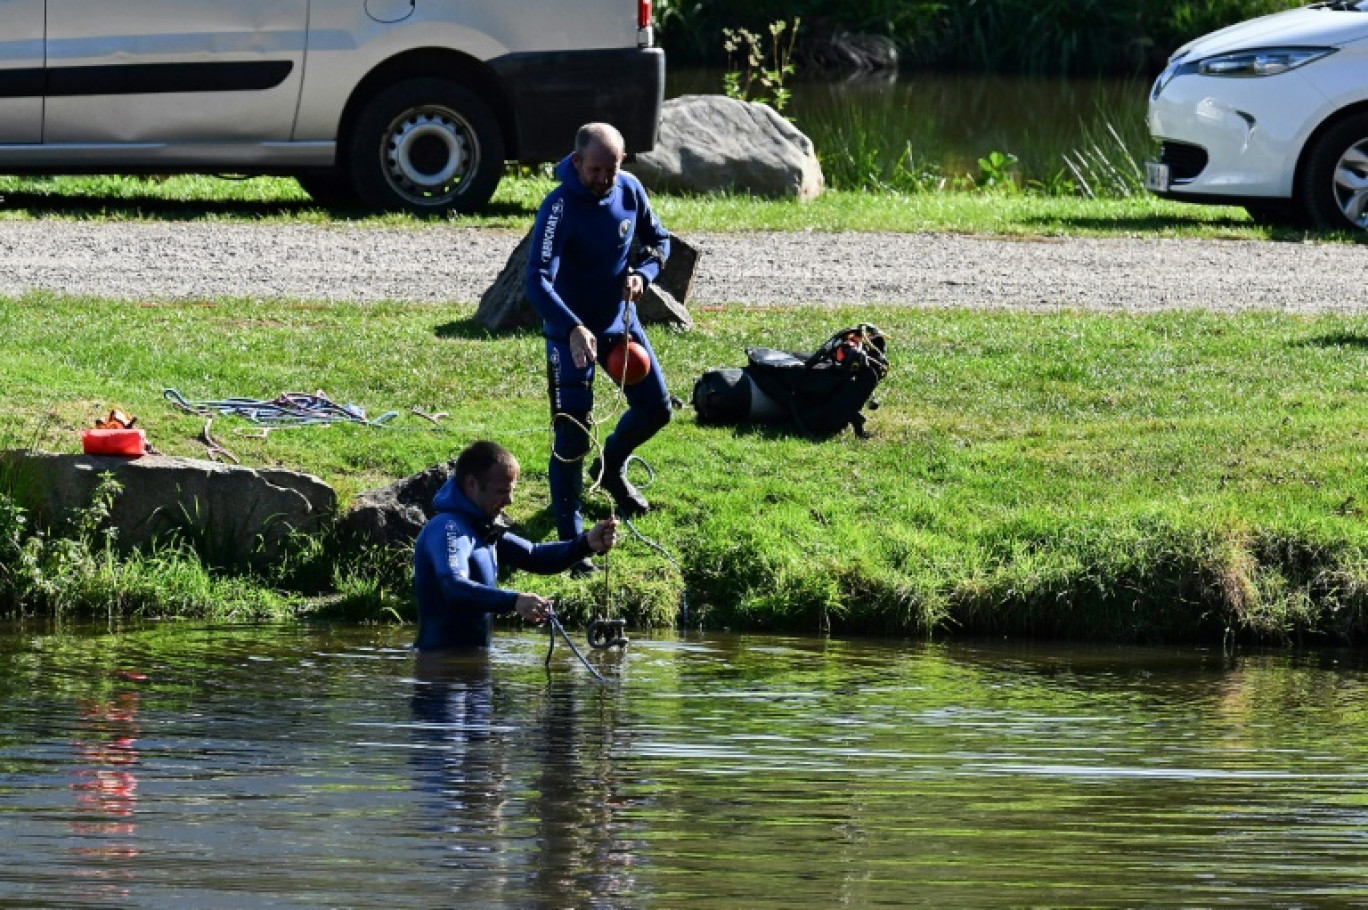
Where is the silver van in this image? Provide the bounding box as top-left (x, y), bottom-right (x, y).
top-left (0, 0), bottom-right (664, 214)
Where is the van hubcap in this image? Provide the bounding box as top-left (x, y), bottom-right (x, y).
top-left (383, 107), bottom-right (474, 204)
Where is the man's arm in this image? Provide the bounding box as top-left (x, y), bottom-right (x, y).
top-left (629, 178), bottom-right (672, 287)
top-left (422, 518), bottom-right (520, 614)
top-left (525, 193), bottom-right (583, 341)
top-left (498, 518), bottom-right (618, 575)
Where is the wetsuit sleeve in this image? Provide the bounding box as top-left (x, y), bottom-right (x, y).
top-left (423, 519), bottom-right (519, 614)
top-left (526, 193), bottom-right (583, 341)
top-left (498, 532), bottom-right (593, 575)
top-left (631, 182), bottom-right (672, 287)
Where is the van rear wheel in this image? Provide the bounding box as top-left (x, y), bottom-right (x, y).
top-left (348, 79), bottom-right (505, 217)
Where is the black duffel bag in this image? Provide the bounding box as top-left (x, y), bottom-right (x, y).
top-left (691, 324), bottom-right (889, 438)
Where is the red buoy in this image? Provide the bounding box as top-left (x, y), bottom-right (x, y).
top-left (605, 339), bottom-right (651, 386)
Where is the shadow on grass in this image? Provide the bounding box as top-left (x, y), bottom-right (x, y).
top-left (1016, 212), bottom-right (1259, 233)
top-left (0, 190), bottom-right (338, 221)
top-left (1017, 210), bottom-right (1368, 245)
top-left (0, 191), bottom-right (536, 223)
top-left (1296, 332), bottom-right (1368, 350)
top-left (434, 319), bottom-right (540, 340)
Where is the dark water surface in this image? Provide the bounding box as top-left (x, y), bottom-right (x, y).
top-left (4, 622), bottom-right (1368, 909)
top-left (667, 69), bottom-right (1150, 184)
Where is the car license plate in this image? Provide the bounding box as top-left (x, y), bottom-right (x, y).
top-left (1144, 161), bottom-right (1170, 193)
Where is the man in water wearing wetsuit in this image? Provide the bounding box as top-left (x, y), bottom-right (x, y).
top-left (526, 121), bottom-right (673, 574)
top-left (413, 440), bottom-right (618, 651)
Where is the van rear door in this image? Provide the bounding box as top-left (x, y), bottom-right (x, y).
top-left (43, 0), bottom-right (308, 144)
top-left (0, 0), bottom-right (44, 143)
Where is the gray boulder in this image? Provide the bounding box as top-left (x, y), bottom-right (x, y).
top-left (631, 95), bottom-right (825, 201)
top-left (341, 461), bottom-right (454, 548)
top-left (475, 232), bottom-right (698, 333)
top-left (1, 451), bottom-right (335, 569)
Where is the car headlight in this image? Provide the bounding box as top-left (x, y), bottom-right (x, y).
top-left (1197, 47), bottom-right (1335, 77)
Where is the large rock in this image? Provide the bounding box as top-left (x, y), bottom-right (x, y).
top-left (474, 233), bottom-right (698, 333)
top-left (631, 95), bottom-right (825, 201)
top-left (1, 451), bottom-right (335, 569)
top-left (341, 461), bottom-right (454, 548)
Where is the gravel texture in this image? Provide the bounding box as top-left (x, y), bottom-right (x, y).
top-left (1, 220), bottom-right (1366, 312)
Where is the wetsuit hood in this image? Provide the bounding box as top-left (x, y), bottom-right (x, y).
top-left (431, 477), bottom-right (509, 544)
top-left (431, 477), bottom-right (485, 521)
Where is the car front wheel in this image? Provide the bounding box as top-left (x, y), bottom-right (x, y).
top-left (348, 79), bottom-right (505, 217)
top-left (1299, 111), bottom-right (1368, 231)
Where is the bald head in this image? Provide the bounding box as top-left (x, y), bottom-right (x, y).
top-left (571, 122), bottom-right (625, 198)
top-left (574, 122), bottom-right (625, 158)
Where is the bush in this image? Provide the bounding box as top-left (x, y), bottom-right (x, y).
top-left (657, 0), bottom-right (1306, 75)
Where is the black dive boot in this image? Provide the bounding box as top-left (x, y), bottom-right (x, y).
top-left (569, 557), bottom-right (600, 578)
top-left (589, 457), bottom-right (650, 517)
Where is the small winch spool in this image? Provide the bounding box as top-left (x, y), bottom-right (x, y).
top-left (587, 617), bottom-right (629, 649)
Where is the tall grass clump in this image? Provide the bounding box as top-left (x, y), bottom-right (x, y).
top-left (0, 473), bottom-right (303, 621)
top-left (806, 104), bottom-right (953, 193)
top-left (797, 72), bottom-right (1151, 197)
top-left (1062, 119), bottom-right (1147, 199)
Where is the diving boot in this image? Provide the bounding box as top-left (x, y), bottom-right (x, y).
top-left (569, 557), bottom-right (600, 578)
top-left (589, 457), bottom-right (650, 517)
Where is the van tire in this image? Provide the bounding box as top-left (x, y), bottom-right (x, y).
top-left (348, 78), bottom-right (505, 216)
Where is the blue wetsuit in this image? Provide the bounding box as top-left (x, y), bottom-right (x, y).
top-left (527, 155), bottom-right (674, 540)
top-left (413, 477), bottom-right (592, 650)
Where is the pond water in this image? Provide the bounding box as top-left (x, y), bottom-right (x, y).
top-left (4, 622), bottom-right (1368, 909)
top-left (668, 69), bottom-right (1152, 187)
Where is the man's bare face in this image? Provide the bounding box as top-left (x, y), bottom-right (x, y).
top-left (573, 142), bottom-right (623, 198)
top-left (465, 465), bottom-right (518, 519)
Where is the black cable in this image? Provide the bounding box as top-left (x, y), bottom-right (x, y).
top-left (544, 608), bottom-right (606, 683)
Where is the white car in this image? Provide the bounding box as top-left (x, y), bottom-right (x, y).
top-left (0, 0), bottom-right (663, 216)
top-left (1146, 1), bottom-right (1368, 229)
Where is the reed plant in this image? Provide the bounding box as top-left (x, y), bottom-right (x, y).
top-left (806, 98), bottom-right (1151, 199)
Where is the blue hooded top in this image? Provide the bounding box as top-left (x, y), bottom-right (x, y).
top-left (413, 476), bottom-right (591, 650)
top-left (526, 155), bottom-right (672, 340)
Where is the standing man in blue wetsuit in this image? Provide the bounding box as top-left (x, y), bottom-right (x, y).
top-left (526, 122), bottom-right (673, 574)
top-left (413, 440), bottom-right (619, 651)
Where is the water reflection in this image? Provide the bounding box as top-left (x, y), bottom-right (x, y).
top-left (667, 69), bottom-right (1150, 183)
top-left (69, 682), bottom-right (141, 903)
top-left (409, 650), bottom-right (640, 909)
top-left (5, 625), bottom-right (1368, 908)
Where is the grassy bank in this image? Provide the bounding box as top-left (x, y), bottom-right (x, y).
top-left (0, 172), bottom-right (1291, 240)
top-left (5, 294), bottom-right (1368, 645)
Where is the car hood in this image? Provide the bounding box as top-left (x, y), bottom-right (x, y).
top-left (1176, 5), bottom-right (1368, 59)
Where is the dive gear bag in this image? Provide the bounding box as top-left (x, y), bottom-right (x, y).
top-left (691, 324), bottom-right (889, 438)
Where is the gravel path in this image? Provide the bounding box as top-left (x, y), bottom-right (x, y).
top-left (1, 220), bottom-right (1366, 312)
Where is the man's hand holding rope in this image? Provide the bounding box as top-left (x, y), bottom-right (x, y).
top-left (587, 516), bottom-right (619, 554)
top-left (515, 593), bottom-right (552, 624)
top-left (569, 325), bottom-right (597, 369)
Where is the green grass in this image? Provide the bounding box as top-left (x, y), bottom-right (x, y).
top-left (6, 294), bottom-right (1368, 643)
top-left (0, 172), bottom-right (1308, 240)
